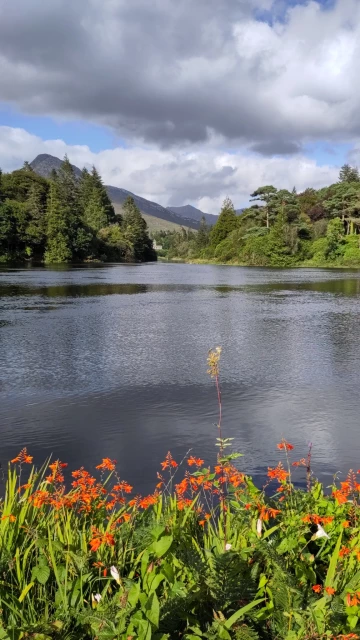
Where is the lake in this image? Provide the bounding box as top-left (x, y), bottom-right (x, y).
top-left (1, 262), bottom-right (360, 493)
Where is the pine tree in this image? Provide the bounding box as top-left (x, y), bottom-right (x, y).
top-left (44, 178), bottom-right (72, 263)
top-left (210, 197), bottom-right (238, 246)
top-left (83, 188), bottom-right (108, 232)
top-left (196, 216), bottom-right (210, 250)
top-left (90, 166), bottom-right (115, 223)
top-left (339, 164), bottom-right (360, 183)
top-left (250, 186), bottom-right (278, 229)
top-left (122, 196), bottom-right (156, 261)
top-left (26, 182), bottom-right (47, 255)
top-left (79, 166), bottom-right (115, 231)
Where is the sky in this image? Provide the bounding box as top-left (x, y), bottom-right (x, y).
top-left (0, 0), bottom-right (360, 213)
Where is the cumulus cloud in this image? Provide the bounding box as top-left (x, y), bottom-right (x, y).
top-left (0, 126), bottom-right (339, 213)
top-left (0, 0), bottom-right (359, 151)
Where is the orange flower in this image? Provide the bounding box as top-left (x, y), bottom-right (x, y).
top-left (267, 463), bottom-right (289, 483)
top-left (342, 521), bottom-right (351, 528)
top-left (339, 546), bottom-right (350, 557)
top-left (277, 440), bottom-right (294, 451)
top-left (199, 519), bottom-right (206, 526)
top-left (188, 456), bottom-right (205, 467)
top-left (161, 451), bottom-right (178, 470)
top-left (312, 585), bottom-right (322, 593)
top-left (96, 458), bottom-right (116, 471)
top-left (17, 483), bottom-right (32, 493)
top-left (113, 481), bottom-right (133, 494)
top-left (325, 587), bottom-right (335, 596)
top-left (11, 448), bottom-right (33, 464)
top-left (332, 489), bottom-right (348, 505)
top-left (89, 527), bottom-right (115, 552)
top-left (29, 490), bottom-right (50, 508)
top-left (46, 459), bottom-right (67, 484)
top-left (292, 458), bottom-right (306, 467)
top-left (1, 514), bottom-right (16, 522)
top-left (139, 493), bottom-right (158, 509)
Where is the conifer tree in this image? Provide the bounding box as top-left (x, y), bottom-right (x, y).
top-left (339, 164), bottom-right (360, 183)
top-left (26, 182), bottom-right (47, 254)
top-left (44, 178), bottom-right (72, 263)
top-left (122, 196), bottom-right (155, 261)
top-left (209, 197), bottom-right (238, 246)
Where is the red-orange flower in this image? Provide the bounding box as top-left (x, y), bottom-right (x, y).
top-left (161, 451), bottom-right (178, 470)
top-left (267, 463), bottom-right (289, 483)
top-left (89, 527), bottom-right (115, 552)
top-left (312, 585), bottom-right (322, 593)
top-left (342, 521), bottom-right (351, 528)
top-left (1, 514), bottom-right (16, 522)
top-left (11, 448), bottom-right (33, 464)
top-left (188, 456), bottom-right (205, 467)
top-left (325, 586), bottom-right (335, 596)
top-left (277, 440), bottom-right (294, 451)
top-left (96, 458), bottom-right (116, 471)
top-left (339, 546), bottom-right (350, 558)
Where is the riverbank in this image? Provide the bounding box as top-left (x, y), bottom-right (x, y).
top-left (1, 347), bottom-right (360, 638)
top-left (2, 441), bottom-right (359, 639)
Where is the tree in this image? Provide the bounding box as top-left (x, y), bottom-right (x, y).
top-left (25, 182), bottom-right (47, 256)
top-left (326, 218), bottom-right (344, 260)
top-left (22, 161), bottom-right (34, 172)
top-left (79, 166), bottom-right (116, 232)
top-left (339, 164), bottom-right (360, 183)
top-left (195, 216), bottom-right (210, 251)
top-left (44, 179), bottom-right (72, 263)
top-left (210, 197), bottom-right (238, 246)
top-left (250, 185), bottom-right (277, 229)
top-left (323, 182), bottom-right (360, 221)
top-left (122, 196), bottom-right (156, 261)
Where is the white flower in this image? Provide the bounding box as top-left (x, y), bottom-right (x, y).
top-left (225, 543), bottom-right (232, 551)
top-left (314, 524), bottom-right (329, 539)
top-left (256, 518), bottom-right (262, 537)
top-left (110, 565), bottom-right (120, 583)
top-left (94, 593), bottom-right (101, 603)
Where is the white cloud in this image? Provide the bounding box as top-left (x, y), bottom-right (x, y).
top-left (0, 126), bottom-right (339, 213)
top-left (0, 0), bottom-right (360, 148)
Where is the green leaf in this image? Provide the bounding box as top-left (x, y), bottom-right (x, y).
top-left (18, 582), bottom-right (34, 602)
top-left (32, 564), bottom-right (50, 585)
top-left (149, 535), bottom-right (173, 558)
top-left (145, 592), bottom-right (160, 628)
top-left (224, 598), bottom-right (264, 629)
top-left (149, 573), bottom-right (165, 594)
top-left (128, 581), bottom-right (141, 607)
top-left (137, 619), bottom-right (152, 640)
top-left (325, 531), bottom-right (342, 588)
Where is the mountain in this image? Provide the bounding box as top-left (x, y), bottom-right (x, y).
top-left (31, 154), bottom-right (82, 179)
top-left (106, 185), bottom-right (200, 230)
top-left (30, 154), bottom-right (201, 230)
top-left (168, 205), bottom-right (217, 226)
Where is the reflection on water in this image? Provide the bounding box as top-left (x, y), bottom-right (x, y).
top-left (1, 263), bottom-right (360, 492)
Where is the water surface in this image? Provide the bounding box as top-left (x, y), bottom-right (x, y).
top-left (1, 263), bottom-right (360, 492)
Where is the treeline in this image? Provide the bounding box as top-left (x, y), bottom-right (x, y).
top-left (154, 163), bottom-right (360, 267)
top-left (0, 157), bottom-right (156, 263)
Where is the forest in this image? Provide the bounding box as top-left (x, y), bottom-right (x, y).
top-left (0, 157), bottom-right (156, 264)
top-left (154, 164), bottom-right (360, 267)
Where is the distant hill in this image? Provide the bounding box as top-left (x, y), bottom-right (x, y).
top-left (31, 154), bottom-right (82, 179)
top-left (168, 205), bottom-right (217, 226)
top-left (106, 185), bottom-right (200, 230)
top-left (30, 154), bottom-right (202, 230)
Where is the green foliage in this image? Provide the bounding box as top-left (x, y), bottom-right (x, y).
top-left (210, 197), bottom-right (238, 246)
top-left (0, 158), bottom-right (155, 265)
top-left (339, 163), bottom-right (360, 183)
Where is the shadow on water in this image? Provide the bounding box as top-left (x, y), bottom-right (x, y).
top-left (1, 278), bottom-right (360, 299)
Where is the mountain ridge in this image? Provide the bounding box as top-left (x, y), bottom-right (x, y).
top-left (29, 154), bottom-right (212, 230)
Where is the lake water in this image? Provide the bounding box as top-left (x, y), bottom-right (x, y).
top-left (1, 262), bottom-right (360, 493)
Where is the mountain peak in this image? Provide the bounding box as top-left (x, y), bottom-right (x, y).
top-left (30, 154), bottom-right (82, 178)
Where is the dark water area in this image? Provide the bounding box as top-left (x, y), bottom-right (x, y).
top-left (1, 262), bottom-right (360, 494)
